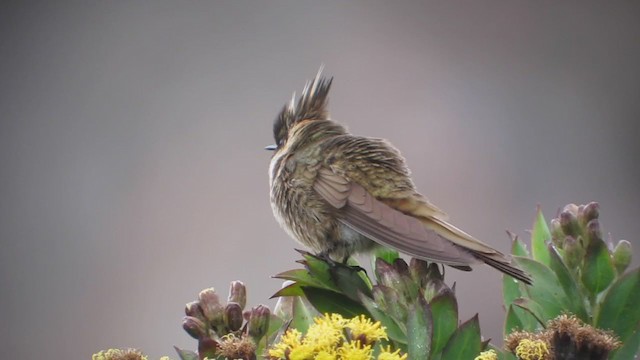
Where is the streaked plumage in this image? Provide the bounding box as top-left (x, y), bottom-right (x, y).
top-left (267, 69), bottom-right (532, 284)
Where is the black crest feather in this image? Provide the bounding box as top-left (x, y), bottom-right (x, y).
top-left (273, 68), bottom-right (333, 147)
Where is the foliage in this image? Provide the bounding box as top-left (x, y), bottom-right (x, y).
top-left (503, 203), bottom-right (638, 360)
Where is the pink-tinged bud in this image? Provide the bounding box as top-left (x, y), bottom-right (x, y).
top-left (247, 305), bottom-right (271, 341)
top-left (581, 202), bottom-right (600, 223)
top-left (563, 236), bottom-right (584, 269)
top-left (560, 210), bottom-right (580, 238)
top-left (409, 258), bottom-right (429, 285)
top-left (199, 288), bottom-right (224, 326)
top-left (224, 302), bottom-right (244, 332)
top-left (612, 240), bottom-right (632, 274)
top-left (185, 301), bottom-right (206, 321)
top-left (183, 316), bottom-right (207, 339)
top-left (197, 337), bottom-right (218, 360)
top-left (563, 203), bottom-right (580, 217)
top-left (228, 281), bottom-right (247, 310)
top-left (586, 219), bottom-right (603, 245)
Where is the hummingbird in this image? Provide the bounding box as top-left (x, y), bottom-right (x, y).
top-left (267, 69), bottom-right (532, 284)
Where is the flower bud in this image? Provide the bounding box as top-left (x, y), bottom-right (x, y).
top-left (560, 210), bottom-right (580, 238)
top-left (409, 258), bottom-right (429, 286)
top-left (228, 281), bottom-right (247, 310)
top-left (197, 337), bottom-right (218, 360)
top-left (375, 258), bottom-right (403, 289)
top-left (549, 218), bottom-right (564, 247)
top-left (224, 302), bottom-right (244, 332)
top-left (562, 203), bottom-right (580, 217)
top-left (247, 304), bottom-right (270, 341)
top-left (586, 219), bottom-right (603, 246)
top-left (183, 316), bottom-right (208, 339)
top-left (581, 202), bottom-right (600, 223)
top-left (185, 301), bottom-right (206, 321)
top-left (612, 240), bottom-right (632, 274)
top-left (199, 288), bottom-right (224, 327)
top-left (563, 236), bottom-right (584, 269)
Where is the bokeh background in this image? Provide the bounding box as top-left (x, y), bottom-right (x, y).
top-left (2, 1), bottom-right (639, 359)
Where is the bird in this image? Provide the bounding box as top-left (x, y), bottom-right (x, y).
top-left (266, 69), bottom-right (532, 284)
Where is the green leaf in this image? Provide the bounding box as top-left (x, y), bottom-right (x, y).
top-left (291, 295), bottom-right (317, 334)
top-left (273, 269), bottom-right (326, 288)
top-left (504, 303), bottom-right (539, 334)
top-left (508, 231), bottom-right (530, 257)
top-left (440, 315), bottom-right (482, 360)
top-left (531, 206), bottom-right (552, 267)
top-left (502, 272), bottom-right (523, 308)
top-left (329, 263), bottom-right (373, 301)
top-left (514, 256), bottom-right (570, 322)
top-left (512, 298), bottom-right (546, 327)
top-left (407, 297), bottom-right (433, 360)
top-left (596, 268), bottom-right (640, 341)
top-left (359, 292), bottom-right (407, 343)
top-left (174, 346), bottom-right (198, 360)
top-left (270, 281), bottom-right (305, 298)
top-left (611, 323), bottom-right (640, 360)
top-left (299, 252), bottom-right (340, 291)
top-left (581, 236), bottom-right (616, 296)
top-left (301, 286), bottom-right (370, 318)
top-left (373, 247), bottom-right (400, 268)
top-left (547, 243), bottom-right (589, 321)
top-left (430, 291), bottom-right (458, 356)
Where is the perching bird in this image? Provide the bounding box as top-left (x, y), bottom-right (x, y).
top-left (267, 69), bottom-right (532, 284)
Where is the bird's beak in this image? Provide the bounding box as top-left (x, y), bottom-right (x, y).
top-left (265, 144), bottom-right (277, 151)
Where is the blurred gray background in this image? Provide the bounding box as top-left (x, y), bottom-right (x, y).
top-left (2, 1), bottom-right (639, 359)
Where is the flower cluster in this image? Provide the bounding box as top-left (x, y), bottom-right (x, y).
top-left (505, 315), bottom-right (620, 360)
top-left (268, 313), bottom-right (405, 360)
top-left (92, 348), bottom-right (170, 360)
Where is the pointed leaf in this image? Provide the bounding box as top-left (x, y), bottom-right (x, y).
top-left (512, 298), bottom-right (546, 327)
top-left (596, 268), bottom-right (640, 341)
top-left (291, 296), bottom-right (317, 334)
top-left (273, 269), bottom-right (326, 288)
top-left (329, 263), bottom-right (372, 301)
top-left (270, 281), bottom-right (305, 298)
top-left (581, 236), bottom-right (616, 296)
top-left (503, 273), bottom-right (524, 308)
top-left (301, 286), bottom-right (370, 318)
top-left (547, 243), bottom-right (589, 321)
top-left (407, 297), bottom-right (432, 360)
top-left (430, 290), bottom-right (458, 355)
top-left (531, 206), bottom-right (552, 267)
top-left (508, 231), bottom-right (530, 257)
top-left (611, 323), bottom-right (640, 360)
top-left (173, 347), bottom-right (198, 360)
top-left (514, 256), bottom-right (570, 322)
top-left (441, 315), bottom-right (482, 359)
top-left (504, 303), bottom-right (539, 334)
top-left (359, 292), bottom-right (407, 343)
top-left (300, 252), bottom-right (340, 291)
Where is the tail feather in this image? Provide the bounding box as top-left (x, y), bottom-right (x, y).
top-left (473, 252), bottom-right (532, 285)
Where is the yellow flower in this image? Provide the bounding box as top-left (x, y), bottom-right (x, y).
top-left (338, 341), bottom-right (372, 360)
top-left (346, 315), bottom-right (388, 344)
top-left (474, 349), bottom-right (498, 360)
top-left (92, 349), bottom-right (148, 360)
top-left (288, 343), bottom-right (316, 360)
top-left (515, 339), bottom-right (549, 360)
top-left (268, 329), bottom-right (303, 358)
top-left (315, 349), bottom-right (338, 360)
top-left (304, 313), bottom-right (346, 349)
top-left (377, 345), bottom-right (407, 360)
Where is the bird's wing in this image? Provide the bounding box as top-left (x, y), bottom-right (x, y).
top-left (314, 168), bottom-right (478, 266)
